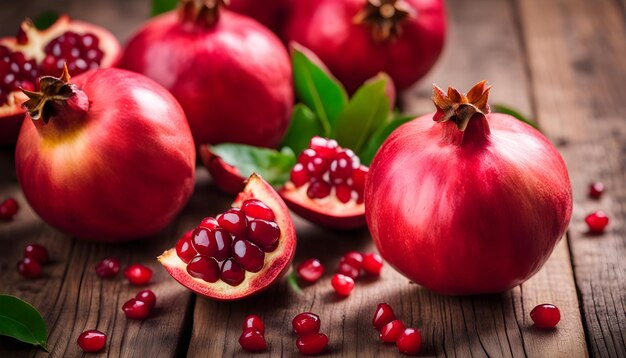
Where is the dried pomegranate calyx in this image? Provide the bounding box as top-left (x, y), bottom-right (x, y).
top-left (353, 0), bottom-right (415, 41)
top-left (432, 80), bottom-right (492, 131)
top-left (179, 0), bottom-right (230, 28)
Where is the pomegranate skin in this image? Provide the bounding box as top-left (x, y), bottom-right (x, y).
top-left (229, 0), bottom-right (289, 33)
top-left (120, 10), bottom-right (293, 147)
top-left (284, 0), bottom-right (446, 92)
top-left (365, 112), bottom-right (572, 295)
top-left (15, 68), bottom-right (195, 242)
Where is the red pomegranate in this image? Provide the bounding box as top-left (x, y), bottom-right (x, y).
top-left (365, 81), bottom-right (573, 295)
top-left (228, 0), bottom-right (289, 33)
top-left (283, 0), bottom-right (446, 92)
top-left (120, 0), bottom-right (293, 147)
top-left (16, 67), bottom-right (195, 241)
top-left (0, 16), bottom-right (120, 145)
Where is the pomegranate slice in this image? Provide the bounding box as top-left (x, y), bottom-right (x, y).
top-left (279, 137), bottom-right (367, 229)
top-left (159, 174), bottom-right (296, 300)
top-left (0, 16), bottom-right (121, 145)
top-left (199, 145), bottom-right (247, 195)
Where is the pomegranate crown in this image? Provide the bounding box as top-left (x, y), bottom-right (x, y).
top-left (354, 0), bottom-right (415, 41)
top-left (432, 80), bottom-right (492, 131)
top-left (21, 64), bottom-right (75, 123)
top-left (179, 0), bottom-right (230, 28)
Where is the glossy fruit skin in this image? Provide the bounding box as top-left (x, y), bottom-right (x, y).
top-left (239, 329), bottom-right (267, 352)
top-left (331, 273), bottom-right (355, 296)
top-left (530, 304), bottom-right (560, 329)
top-left (124, 264), bottom-right (153, 285)
top-left (17, 257), bottom-right (41, 279)
top-left (77, 329), bottom-right (106, 353)
top-left (243, 314), bottom-right (265, 335)
top-left (120, 9), bottom-right (293, 147)
top-left (284, 0), bottom-right (446, 92)
top-left (296, 332), bottom-right (328, 355)
top-left (366, 112), bottom-right (573, 295)
top-left (15, 68), bottom-right (195, 241)
top-left (0, 198), bottom-right (19, 220)
top-left (292, 312), bottom-right (321, 336)
top-left (396, 328), bottom-right (421, 355)
top-left (585, 211), bottom-right (609, 233)
top-left (24, 244), bottom-right (49, 263)
top-left (122, 298), bottom-right (150, 320)
top-left (95, 257), bottom-right (121, 278)
top-left (373, 303), bottom-right (396, 330)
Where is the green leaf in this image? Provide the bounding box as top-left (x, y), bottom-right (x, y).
top-left (33, 12), bottom-right (59, 30)
top-left (286, 269), bottom-right (303, 295)
top-left (359, 113), bottom-right (415, 165)
top-left (492, 104), bottom-right (540, 130)
top-left (211, 144), bottom-right (296, 187)
top-left (280, 104), bottom-right (322, 155)
top-left (290, 43), bottom-right (348, 136)
top-left (0, 295), bottom-right (48, 351)
top-left (334, 73), bottom-right (391, 153)
top-left (151, 0), bottom-right (177, 16)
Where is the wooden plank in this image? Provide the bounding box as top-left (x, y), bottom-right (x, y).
top-left (516, 0), bottom-right (626, 356)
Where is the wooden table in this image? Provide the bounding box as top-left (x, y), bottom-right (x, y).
top-left (1, 0), bottom-right (625, 356)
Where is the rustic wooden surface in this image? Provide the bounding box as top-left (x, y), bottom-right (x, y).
top-left (0, 0), bottom-right (624, 357)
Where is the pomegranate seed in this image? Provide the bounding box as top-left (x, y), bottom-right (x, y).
top-left (341, 252), bottom-right (363, 269)
top-left (124, 264), bottom-right (153, 285)
top-left (135, 289), bottom-right (156, 310)
top-left (352, 166), bottom-right (368, 195)
top-left (337, 262), bottom-right (360, 279)
top-left (241, 199), bottom-right (275, 221)
top-left (218, 208), bottom-right (247, 235)
top-left (232, 239), bottom-right (265, 272)
top-left (220, 258), bottom-right (246, 286)
top-left (329, 150), bottom-right (354, 184)
top-left (187, 256), bottom-right (220, 283)
top-left (307, 180), bottom-right (331, 199)
top-left (585, 211), bottom-right (609, 233)
top-left (362, 253), bottom-right (383, 275)
top-left (396, 328), bottom-right (421, 355)
top-left (0, 198), bottom-right (19, 220)
top-left (298, 148), bottom-right (317, 166)
top-left (297, 258), bottom-right (325, 283)
top-left (335, 184), bottom-right (353, 203)
top-left (122, 298), bottom-right (150, 320)
top-left (290, 163), bottom-right (309, 187)
top-left (305, 156), bottom-right (330, 178)
top-left (292, 312), bottom-right (321, 336)
top-left (176, 230), bottom-right (197, 264)
top-left (95, 257), bottom-right (121, 278)
top-left (373, 303), bottom-right (397, 330)
top-left (309, 136), bottom-right (338, 158)
top-left (208, 228), bottom-right (233, 261)
top-left (77, 330), bottom-right (106, 353)
top-left (17, 257), bottom-right (41, 279)
top-left (23, 244), bottom-right (49, 264)
top-left (331, 274), bottom-right (355, 297)
top-left (588, 182), bottom-right (604, 199)
top-left (296, 332), bottom-right (328, 355)
top-left (239, 329), bottom-right (267, 352)
top-left (243, 314), bottom-right (265, 334)
top-left (380, 320), bottom-right (406, 342)
top-left (192, 228), bottom-right (213, 256)
top-left (248, 219), bottom-right (280, 249)
top-left (198, 217), bottom-right (219, 230)
top-left (530, 304), bottom-right (560, 328)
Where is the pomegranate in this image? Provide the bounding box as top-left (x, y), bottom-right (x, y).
top-left (228, 0), bottom-right (289, 33)
top-left (15, 67), bottom-right (195, 241)
top-left (0, 198), bottom-right (19, 221)
top-left (280, 137), bottom-right (368, 229)
top-left (365, 81), bottom-right (573, 295)
top-left (0, 16), bottom-right (120, 145)
top-left (77, 330), bottom-right (106, 353)
top-left (530, 304), bottom-right (560, 329)
top-left (120, 0), bottom-right (293, 147)
top-left (159, 174), bottom-right (297, 300)
top-left (283, 0), bottom-right (446, 93)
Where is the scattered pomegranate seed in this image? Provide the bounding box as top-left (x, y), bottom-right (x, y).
top-left (23, 244), bottom-right (49, 264)
top-left (124, 264), bottom-right (153, 285)
top-left (243, 314), bottom-right (265, 335)
top-left (396, 328), bottom-right (421, 355)
top-left (122, 298), bottom-right (151, 320)
top-left (175, 230), bottom-right (197, 264)
top-left (292, 312), bottom-right (321, 336)
top-left (585, 211), bottom-right (609, 233)
top-left (373, 303), bottom-right (397, 330)
top-left (380, 320), bottom-right (406, 343)
top-left (135, 289), bottom-right (156, 310)
top-left (588, 182), bottom-right (604, 199)
top-left (340, 252), bottom-right (364, 270)
top-left (337, 262), bottom-right (360, 279)
top-left (331, 274), bottom-right (355, 297)
top-left (241, 199), bottom-right (275, 221)
top-left (0, 198), bottom-right (19, 221)
top-left (95, 257), bottom-right (121, 278)
top-left (296, 332), bottom-right (329, 355)
top-left (297, 258), bottom-right (325, 283)
top-left (239, 329), bottom-right (267, 352)
top-left (17, 257), bottom-right (41, 279)
top-left (530, 304), bottom-right (561, 328)
top-left (362, 253), bottom-right (383, 276)
top-left (77, 329), bottom-right (106, 353)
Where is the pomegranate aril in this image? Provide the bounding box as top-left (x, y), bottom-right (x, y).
top-left (220, 258), bottom-right (245, 286)
top-left (0, 198), bottom-right (19, 220)
top-left (337, 262), bottom-right (360, 279)
top-left (95, 257), bottom-right (121, 278)
top-left (198, 216), bottom-right (219, 230)
top-left (136, 289), bottom-right (156, 310)
top-left (291, 163), bottom-right (309, 187)
top-left (298, 148), bottom-right (317, 166)
top-left (307, 180), bottom-right (331, 199)
top-left (124, 264), bottom-right (153, 285)
top-left (243, 314), bottom-right (265, 334)
top-left (341, 251), bottom-right (364, 269)
top-left (373, 303), bottom-right (396, 330)
top-left (77, 330), bottom-right (106, 353)
top-left (218, 208), bottom-right (247, 235)
top-left (17, 257), bottom-right (41, 279)
top-left (329, 151), bottom-right (354, 184)
top-left (396, 328), bottom-right (421, 355)
top-left (248, 219), bottom-right (280, 249)
top-left (187, 256), bottom-right (220, 283)
top-left (296, 332), bottom-right (328, 355)
top-left (380, 320), bottom-right (405, 342)
top-left (239, 329), bottom-right (267, 352)
top-left (588, 182), bottom-right (604, 199)
top-left (335, 184), bottom-right (353, 203)
top-left (233, 239), bottom-right (265, 272)
top-left (122, 298), bottom-right (150, 320)
top-left (309, 136), bottom-right (338, 158)
top-left (208, 228), bottom-right (233, 261)
top-left (241, 199), bottom-right (276, 221)
top-left (530, 304), bottom-right (560, 328)
top-left (585, 211), bottom-right (609, 233)
top-left (40, 31), bottom-right (105, 77)
top-left (362, 253), bottom-right (383, 276)
top-left (306, 156), bottom-right (330, 178)
top-left (191, 228), bottom-right (212, 256)
top-left (331, 274), bottom-right (355, 297)
top-left (24, 244), bottom-right (49, 264)
top-left (176, 230), bottom-right (197, 264)
top-left (292, 312), bottom-right (321, 336)
top-left (351, 166), bottom-right (368, 193)
top-left (297, 258), bottom-right (325, 283)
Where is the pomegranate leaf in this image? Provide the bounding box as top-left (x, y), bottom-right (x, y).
top-left (286, 269), bottom-right (303, 295)
top-left (359, 113), bottom-right (415, 165)
top-left (34, 12), bottom-right (59, 30)
top-left (492, 104), bottom-right (539, 130)
top-left (211, 144), bottom-right (296, 187)
top-left (290, 43), bottom-right (348, 136)
top-left (152, 0), bottom-right (177, 16)
top-left (281, 104), bottom-right (323, 155)
top-left (0, 295), bottom-right (48, 351)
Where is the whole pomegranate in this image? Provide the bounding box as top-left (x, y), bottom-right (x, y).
top-left (120, 0), bottom-right (293, 147)
top-left (16, 66), bottom-right (195, 241)
top-left (0, 16), bottom-right (121, 145)
top-left (283, 0), bottom-right (446, 92)
top-left (365, 81), bottom-right (572, 295)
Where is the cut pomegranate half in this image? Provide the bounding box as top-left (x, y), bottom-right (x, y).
top-left (159, 174), bottom-right (296, 300)
top-left (199, 144), bottom-right (246, 195)
top-left (0, 15), bottom-right (121, 144)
